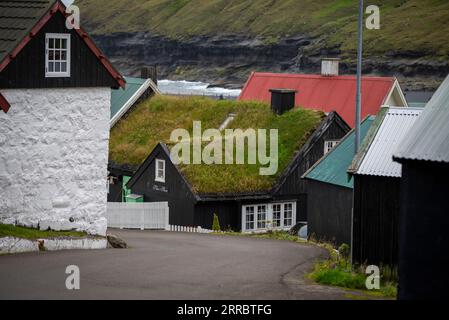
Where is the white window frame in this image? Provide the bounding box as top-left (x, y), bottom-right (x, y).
top-left (155, 159), bottom-right (166, 183)
top-left (241, 201), bottom-right (297, 233)
top-left (45, 33), bottom-right (71, 78)
top-left (324, 140), bottom-right (339, 155)
top-left (245, 206), bottom-right (255, 231)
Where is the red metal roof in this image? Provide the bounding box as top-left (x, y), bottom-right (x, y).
top-left (239, 72), bottom-right (396, 127)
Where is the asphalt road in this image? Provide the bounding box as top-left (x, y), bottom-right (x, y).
top-left (0, 230), bottom-right (352, 300)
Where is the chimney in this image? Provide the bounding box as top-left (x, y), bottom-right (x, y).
top-left (141, 65), bottom-right (158, 85)
top-left (269, 89), bottom-right (297, 115)
top-left (321, 58), bottom-right (340, 77)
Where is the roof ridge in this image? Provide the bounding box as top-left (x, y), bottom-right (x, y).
top-left (252, 72), bottom-right (395, 81)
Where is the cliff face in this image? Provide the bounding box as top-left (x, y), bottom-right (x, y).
top-left (93, 32), bottom-right (448, 90)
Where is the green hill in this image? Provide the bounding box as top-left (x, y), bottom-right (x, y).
top-left (76, 0), bottom-right (449, 59)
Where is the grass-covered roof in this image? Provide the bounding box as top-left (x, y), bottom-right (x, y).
top-left (109, 95), bottom-right (325, 193)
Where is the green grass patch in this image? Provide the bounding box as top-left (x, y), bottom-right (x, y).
top-left (0, 224), bottom-right (87, 240)
top-left (309, 246), bottom-right (398, 299)
top-left (109, 95), bottom-right (324, 193)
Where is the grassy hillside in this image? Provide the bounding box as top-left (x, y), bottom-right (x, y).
top-left (109, 95), bottom-right (324, 193)
top-left (76, 0), bottom-right (449, 58)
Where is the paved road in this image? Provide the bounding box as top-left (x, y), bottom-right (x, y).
top-left (0, 230), bottom-right (352, 300)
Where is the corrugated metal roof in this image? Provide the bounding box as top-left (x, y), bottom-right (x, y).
top-left (239, 72), bottom-right (398, 127)
top-left (304, 116), bottom-right (375, 188)
top-left (394, 75), bottom-right (449, 164)
top-left (356, 107), bottom-right (423, 177)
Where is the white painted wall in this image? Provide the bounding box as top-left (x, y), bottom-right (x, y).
top-left (0, 87), bottom-right (110, 236)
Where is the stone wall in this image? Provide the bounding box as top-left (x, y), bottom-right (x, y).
top-left (0, 87), bottom-right (110, 236)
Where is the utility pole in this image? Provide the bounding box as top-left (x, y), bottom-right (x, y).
top-left (351, 0), bottom-right (364, 268)
top-left (355, 0), bottom-right (364, 154)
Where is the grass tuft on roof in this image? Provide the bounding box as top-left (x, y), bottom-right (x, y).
top-left (109, 95), bottom-right (324, 193)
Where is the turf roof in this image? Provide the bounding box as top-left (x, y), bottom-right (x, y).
top-left (109, 95), bottom-right (325, 193)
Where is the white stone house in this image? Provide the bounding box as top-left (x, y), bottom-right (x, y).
top-left (0, 0), bottom-right (125, 236)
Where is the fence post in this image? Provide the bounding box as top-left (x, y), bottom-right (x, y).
top-left (165, 203), bottom-right (170, 230)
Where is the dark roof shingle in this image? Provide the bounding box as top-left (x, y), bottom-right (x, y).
top-left (0, 0), bottom-right (55, 62)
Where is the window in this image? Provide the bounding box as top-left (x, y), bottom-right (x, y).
top-left (242, 202), bottom-right (295, 233)
top-left (324, 140), bottom-right (339, 154)
top-left (283, 203), bottom-right (293, 227)
top-left (272, 204), bottom-right (281, 227)
top-left (245, 206), bottom-right (255, 231)
top-left (257, 205), bottom-right (267, 229)
top-left (45, 33), bottom-right (70, 77)
top-left (155, 159), bottom-right (165, 183)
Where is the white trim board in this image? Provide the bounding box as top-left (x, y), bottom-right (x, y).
top-left (110, 78), bottom-right (161, 128)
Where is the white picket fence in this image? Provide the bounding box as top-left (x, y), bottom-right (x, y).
top-left (167, 225), bottom-right (214, 234)
top-left (106, 202), bottom-right (169, 230)
top-left (106, 202), bottom-right (214, 233)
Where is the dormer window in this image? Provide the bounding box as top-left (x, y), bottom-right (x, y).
top-left (45, 33), bottom-right (70, 77)
top-left (324, 140), bottom-right (339, 155)
top-left (155, 159), bottom-right (165, 183)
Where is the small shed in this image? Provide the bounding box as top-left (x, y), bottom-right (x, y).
top-left (348, 107), bottom-right (422, 266)
top-left (302, 116), bottom-right (375, 246)
top-left (393, 75), bottom-right (449, 300)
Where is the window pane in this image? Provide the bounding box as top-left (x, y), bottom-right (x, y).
top-left (284, 203), bottom-right (293, 227)
top-left (61, 50), bottom-right (66, 60)
top-left (49, 38), bottom-right (54, 49)
top-left (49, 50), bottom-right (54, 60)
top-left (48, 62), bottom-right (54, 72)
top-left (55, 50), bottom-right (60, 60)
top-left (61, 39), bottom-right (67, 49)
top-left (245, 207), bottom-right (254, 230)
top-left (55, 62), bottom-right (60, 72)
top-left (257, 205), bottom-right (266, 229)
top-left (55, 38), bottom-right (60, 49)
top-left (61, 62), bottom-right (67, 72)
top-left (273, 204), bottom-right (281, 227)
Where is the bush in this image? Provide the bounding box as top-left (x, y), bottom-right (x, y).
top-left (312, 265), bottom-right (367, 289)
top-left (338, 243), bottom-right (350, 259)
top-left (212, 213), bottom-right (221, 232)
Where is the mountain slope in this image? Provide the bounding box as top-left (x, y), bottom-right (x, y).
top-left (77, 0), bottom-right (449, 58)
top-left (75, 0), bottom-right (449, 90)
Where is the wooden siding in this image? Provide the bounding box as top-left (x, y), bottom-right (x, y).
top-left (194, 201), bottom-right (240, 231)
top-left (274, 115), bottom-right (349, 220)
top-left (127, 145), bottom-right (197, 227)
top-left (0, 12), bottom-right (117, 89)
top-left (307, 180), bottom-right (353, 246)
top-left (398, 161), bottom-right (449, 300)
top-left (107, 180), bottom-right (123, 203)
top-left (352, 175), bottom-right (400, 266)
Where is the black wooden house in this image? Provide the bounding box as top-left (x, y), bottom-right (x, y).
top-left (393, 75), bottom-right (449, 300)
top-left (348, 107), bottom-right (423, 266)
top-left (117, 93), bottom-right (350, 232)
top-left (302, 116), bottom-right (375, 246)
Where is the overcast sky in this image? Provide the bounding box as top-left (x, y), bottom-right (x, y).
top-left (62, 0), bottom-right (74, 6)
